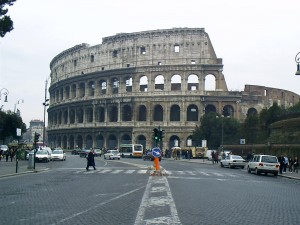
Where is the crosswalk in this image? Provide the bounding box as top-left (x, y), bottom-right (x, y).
top-left (73, 169), bottom-right (242, 178)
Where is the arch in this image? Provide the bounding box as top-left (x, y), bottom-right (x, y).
top-left (58, 111), bottom-right (62, 124)
top-left (71, 84), bottom-right (76, 98)
top-left (187, 74), bottom-right (199, 91)
top-left (205, 74), bottom-right (216, 91)
top-left (169, 135), bottom-right (181, 149)
top-left (76, 135), bottom-right (83, 149)
top-left (62, 135), bottom-right (67, 149)
top-left (187, 104), bottom-right (198, 121)
top-left (247, 108), bottom-right (258, 117)
top-left (122, 105), bottom-right (132, 121)
top-left (205, 104), bottom-right (217, 114)
top-left (69, 109), bottom-right (75, 124)
top-left (69, 135), bottom-right (75, 149)
top-left (125, 76), bottom-right (132, 92)
top-left (79, 82), bottom-right (85, 98)
top-left (121, 134), bottom-right (131, 144)
top-left (155, 75), bottom-right (164, 90)
top-left (95, 135), bottom-right (104, 149)
top-left (153, 104), bottom-right (163, 121)
top-left (63, 110), bottom-right (68, 124)
top-left (138, 105), bottom-right (147, 121)
top-left (99, 80), bottom-right (107, 94)
top-left (96, 106), bottom-right (105, 122)
top-left (65, 86), bottom-right (70, 99)
top-left (60, 88), bottom-right (63, 101)
top-left (111, 77), bottom-right (119, 94)
top-left (88, 81), bottom-right (95, 96)
top-left (108, 134), bottom-right (118, 149)
top-left (170, 104), bottom-right (180, 121)
top-left (77, 108), bottom-right (83, 123)
top-left (136, 135), bottom-right (146, 151)
top-left (86, 135), bottom-right (93, 149)
top-left (109, 105), bottom-right (118, 122)
top-left (57, 136), bottom-right (62, 148)
top-left (171, 74), bottom-right (181, 91)
top-left (86, 107), bottom-right (93, 122)
top-left (223, 105), bottom-right (234, 117)
top-left (140, 76), bottom-right (148, 92)
top-left (186, 135), bottom-right (193, 147)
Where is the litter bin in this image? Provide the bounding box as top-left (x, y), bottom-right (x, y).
top-left (28, 153), bottom-right (34, 169)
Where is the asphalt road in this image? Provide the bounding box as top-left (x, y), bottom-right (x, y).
top-left (0, 155), bottom-right (299, 225)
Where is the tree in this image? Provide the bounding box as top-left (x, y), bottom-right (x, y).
top-left (0, 0), bottom-right (17, 38)
top-left (0, 110), bottom-right (26, 144)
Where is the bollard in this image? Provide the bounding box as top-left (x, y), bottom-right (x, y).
top-left (154, 157), bottom-right (160, 171)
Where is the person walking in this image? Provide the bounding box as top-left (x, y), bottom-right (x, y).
top-left (288, 157), bottom-right (294, 172)
top-left (278, 155), bottom-right (284, 174)
top-left (293, 157), bottom-right (299, 174)
top-left (283, 156), bottom-right (289, 173)
top-left (86, 150), bottom-right (96, 171)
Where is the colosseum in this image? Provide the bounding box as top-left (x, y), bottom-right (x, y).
top-left (47, 27), bottom-right (300, 150)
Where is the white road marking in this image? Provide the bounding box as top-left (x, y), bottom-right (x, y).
top-left (124, 170), bottom-right (135, 174)
top-left (111, 169), bottom-right (123, 174)
top-left (134, 176), bottom-right (181, 225)
top-left (137, 170), bottom-right (147, 174)
top-left (98, 169), bottom-right (112, 173)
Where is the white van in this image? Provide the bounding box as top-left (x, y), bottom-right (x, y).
top-left (40, 147), bottom-right (52, 159)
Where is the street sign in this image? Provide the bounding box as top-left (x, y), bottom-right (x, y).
top-left (152, 147), bottom-right (161, 158)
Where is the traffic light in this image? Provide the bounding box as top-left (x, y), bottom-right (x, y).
top-left (159, 128), bottom-right (165, 140)
top-left (34, 132), bottom-right (40, 143)
top-left (153, 128), bottom-right (159, 141)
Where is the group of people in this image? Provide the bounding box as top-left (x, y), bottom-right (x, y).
top-left (278, 155), bottom-right (299, 174)
top-left (0, 148), bottom-right (16, 162)
top-left (211, 151), bottom-right (220, 164)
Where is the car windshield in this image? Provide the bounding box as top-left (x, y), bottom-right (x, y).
top-left (231, 155), bottom-right (243, 160)
top-left (261, 156), bottom-right (278, 163)
top-left (36, 150), bottom-right (48, 155)
top-left (110, 150), bottom-right (118, 154)
top-left (53, 150), bottom-right (63, 154)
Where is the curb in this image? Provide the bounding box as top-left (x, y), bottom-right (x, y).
top-left (0, 168), bottom-right (49, 178)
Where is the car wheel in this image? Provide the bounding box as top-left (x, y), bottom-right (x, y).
top-left (228, 163), bottom-right (232, 169)
top-left (104, 156), bottom-right (106, 159)
top-left (274, 172), bottom-right (278, 176)
top-left (118, 158), bottom-right (120, 160)
top-left (241, 166), bottom-right (245, 169)
top-left (247, 166), bottom-right (251, 173)
top-left (109, 156), bottom-right (111, 160)
top-left (220, 162), bottom-right (224, 167)
top-left (255, 168), bottom-right (260, 175)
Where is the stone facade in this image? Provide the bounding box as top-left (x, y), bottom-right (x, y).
top-left (47, 28), bottom-right (300, 150)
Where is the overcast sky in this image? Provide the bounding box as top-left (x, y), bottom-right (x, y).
top-left (1, 0), bottom-right (300, 127)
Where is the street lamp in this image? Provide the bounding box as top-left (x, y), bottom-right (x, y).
top-left (14, 99), bottom-right (24, 113)
top-left (0, 88), bottom-right (9, 102)
top-left (295, 52), bottom-right (300, 75)
top-left (42, 79), bottom-right (50, 146)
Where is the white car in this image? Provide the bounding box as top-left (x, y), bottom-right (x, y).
top-left (51, 149), bottom-right (66, 161)
top-left (220, 155), bottom-right (247, 169)
top-left (247, 154), bottom-right (280, 176)
top-left (104, 150), bottom-right (121, 160)
top-left (35, 150), bottom-right (51, 162)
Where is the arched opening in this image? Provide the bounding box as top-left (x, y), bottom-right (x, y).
top-left (205, 74), bottom-right (216, 91)
top-left (71, 84), bottom-right (76, 98)
top-left (153, 104), bottom-right (163, 121)
top-left (108, 135), bottom-right (118, 149)
top-left (109, 105), bottom-right (118, 122)
top-left (63, 110), bottom-right (68, 124)
top-left (86, 107), bottom-right (93, 123)
top-left (121, 134), bottom-right (131, 144)
top-left (170, 104), bottom-right (180, 121)
top-left (86, 135), bottom-right (93, 149)
top-left (187, 74), bottom-right (199, 91)
top-left (125, 77), bottom-right (132, 92)
top-left (111, 77), bottom-right (119, 94)
top-left (69, 135), bottom-right (75, 149)
top-left (171, 74), bottom-right (181, 91)
top-left (99, 80), bottom-right (107, 94)
top-left (96, 135), bottom-right (104, 149)
top-left (187, 104), bottom-right (198, 121)
top-left (155, 75), bottom-right (164, 90)
top-left (205, 104), bottom-right (217, 114)
top-left (122, 105), bottom-right (132, 121)
top-left (138, 105), bottom-right (147, 121)
top-left (169, 135), bottom-right (181, 149)
top-left (76, 135), bottom-right (83, 149)
top-left (77, 108), bottom-right (83, 123)
top-left (79, 82), bottom-right (85, 98)
top-left (88, 81), bottom-right (95, 96)
top-left (96, 107), bottom-right (105, 122)
top-left (140, 76), bottom-right (148, 92)
top-left (223, 105), bottom-right (234, 117)
top-left (247, 108), bottom-right (258, 117)
top-left (136, 135), bottom-right (146, 151)
top-left (69, 109), bottom-right (75, 124)
top-left (63, 135), bottom-right (67, 149)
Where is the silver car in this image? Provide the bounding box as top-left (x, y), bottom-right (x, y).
top-left (220, 155), bottom-right (246, 169)
top-left (247, 155), bottom-right (280, 176)
top-left (104, 150), bottom-right (120, 160)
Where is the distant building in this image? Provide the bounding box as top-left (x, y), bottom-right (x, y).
top-left (23, 119), bottom-right (44, 144)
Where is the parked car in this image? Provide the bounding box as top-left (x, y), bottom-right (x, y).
top-left (142, 150), bottom-right (161, 161)
top-left (51, 149), bottom-right (66, 161)
top-left (220, 155), bottom-right (246, 169)
top-left (79, 149), bottom-right (90, 158)
top-left (104, 150), bottom-right (120, 160)
top-left (71, 148), bottom-right (81, 155)
top-left (93, 149), bottom-right (102, 157)
top-left (0, 145), bottom-right (8, 152)
top-left (247, 154), bottom-right (280, 176)
top-left (35, 150), bottom-right (51, 162)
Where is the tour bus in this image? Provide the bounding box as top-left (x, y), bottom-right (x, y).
top-left (119, 144), bottom-right (143, 158)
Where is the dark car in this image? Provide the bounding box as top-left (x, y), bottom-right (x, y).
top-left (79, 149), bottom-right (90, 158)
top-left (71, 149), bottom-right (81, 155)
top-left (142, 150), bottom-right (161, 161)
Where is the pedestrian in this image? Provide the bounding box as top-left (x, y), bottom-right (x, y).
top-left (278, 155), bottom-right (284, 174)
top-left (0, 149), bottom-right (2, 161)
top-left (6, 149), bottom-right (10, 162)
top-left (288, 157), bottom-right (294, 172)
top-left (215, 151), bottom-right (219, 164)
top-left (86, 150), bottom-right (96, 171)
top-left (293, 157), bottom-right (299, 174)
top-left (283, 156), bottom-right (289, 173)
top-left (211, 151), bottom-right (215, 164)
top-left (176, 149), bottom-right (181, 160)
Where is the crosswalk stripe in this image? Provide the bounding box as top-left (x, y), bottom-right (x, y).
top-left (137, 170), bottom-right (147, 174)
top-left (99, 169), bottom-right (112, 173)
top-left (124, 170), bottom-right (135, 174)
top-left (111, 170), bottom-right (123, 174)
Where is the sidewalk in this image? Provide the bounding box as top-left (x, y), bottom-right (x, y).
top-left (165, 158), bottom-right (300, 180)
top-left (0, 159), bottom-right (48, 178)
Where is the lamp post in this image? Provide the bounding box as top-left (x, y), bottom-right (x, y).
top-left (14, 99), bottom-right (24, 113)
top-left (295, 52), bottom-right (300, 75)
top-left (0, 88), bottom-right (9, 103)
top-left (42, 79), bottom-right (50, 146)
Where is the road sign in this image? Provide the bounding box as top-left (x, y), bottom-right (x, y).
top-left (152, 147), bottom-right (161, 158)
